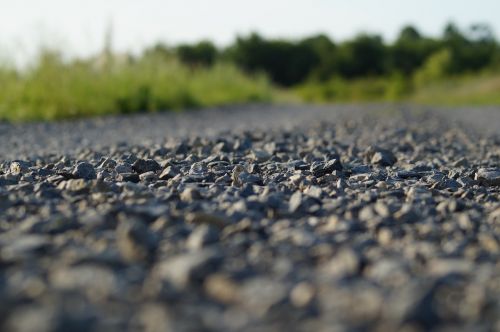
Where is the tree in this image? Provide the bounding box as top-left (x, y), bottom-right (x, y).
top-left (337, 34), bottom-right (387, 78)
top-left (398, 25), bottom-right (422, 42)
top-left (390, 25), bottom-right (439, 75)
top-left (300, 34), bottom-right (338, 81)
top-left (177, 41), bottom-right (218, 67)
top-left (227, 33), bottom-right (319, 86)
top-left (442, 22), bottom-right (497, 73)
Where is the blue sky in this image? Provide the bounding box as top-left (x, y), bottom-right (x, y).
top-left (1, 0), bottom-right (499, 64)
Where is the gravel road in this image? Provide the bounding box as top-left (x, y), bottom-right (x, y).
top-left (0, 104), bottom-right (499, 331)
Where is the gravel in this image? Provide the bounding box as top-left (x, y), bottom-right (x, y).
top-left (0, 104), bottom-right (499, 331)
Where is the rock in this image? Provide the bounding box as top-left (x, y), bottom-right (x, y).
top-left (116, 219), bottom-right (158, 263)
top-left (204, 274), bottom-right (241, 304)
top-left (475, 168), bottom-right (500, 186)
top-left (72, 162), bottom-right (96, 180)
top-left (321, 248), bottom-right (361, 278)
top-left (368, 147), bottom-right (397, 166)
top-left (58, 179), bottom-right (88, 192)
top-left (10, 160), bottom-right (31, 175)
top-left (132, 159), bottom-right (161, 174)
top-left (135, 304), bottom-right (173, 332)
top-left (310, 159), bottom-right (342, 177)
top-left (185, 212), bottom-right (229, 228)
top-left (115, 163), bottom-right (133, 174)
top-left (180, 187), bottom-right (202, 202)
top-left (118, 173), bottom-right (140, 183)
top-left (239, 278), bottom-right (287, 315)
top-left (290, 282), bottom-right (316, 307)
top-left (159, 166), bottom-right (178, 180)
top-left (139, 171), bottom-right (157, 182)
top-left (250, 149), bottom-right (271, 162)
top-left (1, 235), bottom-right (51, 260)
top-left (50, 264), bottom-right (118, 299)
top-left (428, 259), bottom-right (473, 277)
top-left (186, 225), bottom-right (220, 250)
top-left (289, 191), bottom-right (304, 213)
top-left (156, 249), bottom-right (221, 288)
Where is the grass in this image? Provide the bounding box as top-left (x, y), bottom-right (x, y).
top-left (295, 71), bottom-right (500, 106)
top-left (0, 51), bottom-right (273, 122)
top-left (0, 49), bottom-right (499, 122)
top-left (294, 75), bottom-right (410, 103)
top-left (410, 72), bottom-right (500, 105)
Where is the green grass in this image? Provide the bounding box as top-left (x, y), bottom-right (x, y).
top-left (411, 72), bottom-right (500, 105)
top-left (0, 51), bottom-right (273, 122)
top-left (294, 75), bottom-right (410, 103)
top-left (295, 71), bottom-right (500, 106)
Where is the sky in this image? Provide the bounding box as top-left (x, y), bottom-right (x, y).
top-left (1, 0), bottom-right (499, 64)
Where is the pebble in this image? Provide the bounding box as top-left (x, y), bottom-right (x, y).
top-left (72, 162), bottom-right (96, 180)
top-left (0, 107), bottom-right (499, 331)
top-left (475, 168), bottom-right (500, 186)
top-left (132, 159), bottom-right (161, 174)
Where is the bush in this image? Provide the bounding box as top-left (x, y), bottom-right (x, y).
top-left (413, 49), bottom-right (453, 88)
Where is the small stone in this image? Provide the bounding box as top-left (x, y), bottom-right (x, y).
top-left (204, 274), bottom-right (241, 304)
top-left (186, 225), bottom-right (220, 250)
top-left (475, 168), bottom-right (500, 186)
top-left (58, 179), bottom-right (88, 192)
top-left (1, 235), bottom-right (51, 260)
top-left (156, 249), bottom-right (221, 288)
top-left (132, 159), bottom-right (161, 174)
top-left (10, 160), bottom-right (31, 175)
top-left (180, 187), bottom-right (202, 201)
top-left (115, 163), bottom-right (133, 174)
top-left (321, 248), bottom-right (361, 278)
top-left (250, 149), bottom-right (271, 162)
top-left (289, 191), bottom-right (304, 213)
top-left (159, 166), bottom-right (178, 180)
top-left (310, 159), bottom-right (342, 177)
top-left (369, 147), bottom-right (397, 166)
top-left (428, 259), bottom-right (473, 277)
top-left (290, 282), bottom-right (316, 307)
top-left (185, 212), bottom-right (229, 228)
top-left (116, 219), bottom-right (158, 262)
top-left (118, 173), bottom-right (140, 183)
top-left (72, 162), bottom-right (96, 180)
top-left (237, 172), bottom-right (262, 185)
top-left (139, 171), bottom-right (157, 182)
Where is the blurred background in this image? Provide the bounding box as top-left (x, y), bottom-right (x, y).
top-left (1, 0), bottom-right (499, 121)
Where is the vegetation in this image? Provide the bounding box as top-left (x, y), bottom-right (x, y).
top-left (0, 22), bottom-right (499, 121)
top-left (0, 50), bottom-right (271, 121)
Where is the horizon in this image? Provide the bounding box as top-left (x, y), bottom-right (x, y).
top-left (1, 0), bottom-right (499, 66)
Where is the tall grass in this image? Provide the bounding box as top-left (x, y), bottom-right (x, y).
top-left (411, 72), bottom-right (500, 105)
top-left (295, 61), bottom-right (500, 106)
top-left (0, 50), bottom-right (273, 121)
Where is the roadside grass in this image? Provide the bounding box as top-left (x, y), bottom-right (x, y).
top-left (410, 72), bottom-right (500, 105)
top-left (0, 51), bottom-right (273, 122)
top-left (295, 71), bottom-right (500, 106)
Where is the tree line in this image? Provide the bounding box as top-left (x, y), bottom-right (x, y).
top-left (147, 23), bottom-right (499, 87)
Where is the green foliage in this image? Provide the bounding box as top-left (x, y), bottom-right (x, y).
top-left (226, 33), bottom-right (320, 86)
top-left (295, 75), bottom-right (408, 103)
top-left (411, 72), bottom-right (500, 105)
top-left (177, 41), bottom-right (218, 67)
top-left (390, 26), bottom-right (440, 75)
top-left (413, 49), bottom-right (453, 88)
top-left (0, 50), bottom-right (272, 121)
top-left (336, 34), bottom-right (388, 78)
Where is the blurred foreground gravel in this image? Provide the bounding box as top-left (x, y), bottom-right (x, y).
top-left (0, 104), bottom-right (499, 331)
